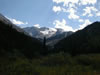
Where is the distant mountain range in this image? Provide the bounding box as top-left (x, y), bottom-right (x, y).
top-left (23, 26), bottom-right (73, 46)
top-left (0, 13), bottom-right (100, 57)
top-left (23, 27), bottom-right (56, 39)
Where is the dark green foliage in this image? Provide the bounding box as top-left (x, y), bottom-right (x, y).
top-left (54, 22), bottom-right (100, 55)
top-left (0, 53), bottom-right (100, 75)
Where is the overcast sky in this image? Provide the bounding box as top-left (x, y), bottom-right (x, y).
top-left (0, 0), bottom-right (100, 31)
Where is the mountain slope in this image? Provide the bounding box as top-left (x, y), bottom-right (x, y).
top-left (0, 14), bottom-right (12, 24)
top-left (47, 31), bottom-right (73, 46)
top-left (54, 22), bottom-right (100, 55)
top-left (23, 27), bottom-right (57, 39)
top-left (0, 14), bottom-right (43, 58)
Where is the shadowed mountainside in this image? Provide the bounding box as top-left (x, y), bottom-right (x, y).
top-left (0, 20), bottom-right (44, 58)
top-left (54, 22), bottom-right (100, 55)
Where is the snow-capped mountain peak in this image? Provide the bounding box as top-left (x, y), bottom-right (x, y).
top-left (40, 28), bottom-right (57, 37)
top-left (23, 26), bottom-right (73, 40)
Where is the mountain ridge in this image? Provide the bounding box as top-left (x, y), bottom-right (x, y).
top-left (23, 26), bottom-right (73, 46)
top-left (54, 21), bottom-right (100, 55)
top-left (0, 14), bottom-right (44, 58)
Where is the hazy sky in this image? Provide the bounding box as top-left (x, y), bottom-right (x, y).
top-left (0, 0), bottom-right (100, 31)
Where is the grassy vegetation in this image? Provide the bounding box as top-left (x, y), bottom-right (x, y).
top-left (0, 52), bottom-right (100, 75)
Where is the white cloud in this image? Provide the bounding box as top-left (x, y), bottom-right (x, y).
top-left (53, 0), bottom-right (97, 6)
top-left (52, 0), bottom-right (98, 20)
top-left (53, 0), bottom-right (63, 4)
top-left (83, 6), bottom-right (98, 17)
top-left (79, 19), bottom-right (84, 23)
top-left (67, 8), bottom-right (79, 19)
top-left (69, 3), bottom-right (77, 9)
top-left (7, 17), bottom-right (28, 25)
top-left (53, 0), bottom-right (79, 6)
top-left (96, 11), bottom-right (100, 16)
top-left (53, 6), bottom-right (62, 13)
top-left (34, 24), bottom-right (40, 28)
top-left (52, 6), bottom-right (68, 13)
top-left (52, 0), bottom-right (98, 17)
top-left (53, 19), bottom-right (74, 31)
top-left (80, 0), bottom-right (97, 5)
top-left (79, 19), bottom-right (92, 29)
top-left (52, 0), bottom-right (98, 31)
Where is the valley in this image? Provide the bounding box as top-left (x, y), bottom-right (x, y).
top-left (0, 14), bottom-right (100, 74)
